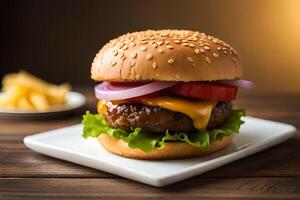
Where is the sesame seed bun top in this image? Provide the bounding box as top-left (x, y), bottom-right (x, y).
top-left (91, 30), bottom-right (242, 82)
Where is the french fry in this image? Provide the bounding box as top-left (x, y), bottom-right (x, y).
top-left (29, 93), bottom-right (50, 111)
top-left (17, 97), bottom-right (34, 110)
top-left (0, 71), bottom-right (71, 111)
top-left (3, 71), bottom-right (49, 93)
top-left (47, 83), bottom-right (70, 105)
top-left (3, 85), bottom-right (27, 107)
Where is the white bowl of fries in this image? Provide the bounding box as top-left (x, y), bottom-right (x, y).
top-left (0, 71), bottom-right (85, 118)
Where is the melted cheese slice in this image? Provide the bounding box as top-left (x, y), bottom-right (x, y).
top-left (98, 97), bottom-right (216, 129)
top-left (97, 100), bottom-right (124, 115)
top-left (140, 97), bottom-right (216, 129)
top-left (97, 100), bottom-right (107, 115)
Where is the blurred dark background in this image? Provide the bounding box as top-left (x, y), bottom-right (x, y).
top-left (1, 0), bottom-right (300, 94)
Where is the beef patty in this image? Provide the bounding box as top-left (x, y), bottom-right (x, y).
top-left (102, 101), bottom-right (232, 133)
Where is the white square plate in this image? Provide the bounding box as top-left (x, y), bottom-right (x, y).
top-left (24, 116), bottom-right (296, 187)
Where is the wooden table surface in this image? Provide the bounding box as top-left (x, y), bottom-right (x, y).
top-left (0, 87), bottom-right (299, 200)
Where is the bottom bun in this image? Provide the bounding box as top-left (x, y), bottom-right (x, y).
top-left (98, 134), bottom-right (233, 160)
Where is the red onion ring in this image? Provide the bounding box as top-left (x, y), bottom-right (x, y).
top-left (95, 81), bottom-right (176, 100)
top-left (217, 80), bottom-right (254, 89)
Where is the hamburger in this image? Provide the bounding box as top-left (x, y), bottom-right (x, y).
top-left (82, 30), bottom-right (252, 160)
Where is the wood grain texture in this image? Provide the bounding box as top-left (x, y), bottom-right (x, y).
top-left (0, 88), bottom-right (299, 199)
top-left (0, 178), bottom-right (299, 200)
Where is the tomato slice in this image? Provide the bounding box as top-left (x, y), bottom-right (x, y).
top-left (168, 82), bottom-right (237, 101)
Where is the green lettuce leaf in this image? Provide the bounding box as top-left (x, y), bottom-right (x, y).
top-left (82, 109), bottom-right (245, 152)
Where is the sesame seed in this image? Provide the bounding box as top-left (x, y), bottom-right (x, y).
top-left (212, 39), bottom-right (218, 44)
top-left (122, 45), bottom-right (128, 50)
top-left (182, 43), bottom-right (188, 46)
top-left (217, 47), bottom-right (222, 51)
top-left (130, 60), bottom-right (136, 66)
top-left (111, 60), bottom-right (117, 66)
top-left (149, 40), bottom-right (155, 44)
top-left (153, 43), bottom-right (158, 48)
top-left (112, 50), bottom-right (118, 56)
top-left (213, 53), bottom-right (219, 58)
top-left (146, 53), bottom-right (153, 60)
top-left (130, 52), bottom-right (137, 58)
top-left (174, 40), bottom-right (181, 44)
top-left (130, 42), bottom-right (136, 47)
top-left (232, 57), bottom-right (238, 63)
top-left (204, 46), bottom-right (210, 50)
top-left (141, 46), bottom-right (147, 51)
top-left (232, 49), bottom-right (238, 55)
top-left (158, 41), bottom-right (164, 45)
top-left (199, 43), bottom-right (204, 46)
top-left (119, 43), bottom-right (125, 49)
top-left (224, 50), bottom-right (228, 55)
top-left (152, 62), bottom-right (158, 69)
top-left (188, 43), bottom-right (195, 48)
top-left (122, 56), bottom-right (127, 60)
top-left (158, 49), bottom-right (163, 53)
top-left (165, 41), bottom-right (170, 45)
top-left (187, 57), bottom-right (194, 63)
top-left (205, 57), bottom-right (211, 64)
top-left (194, 48), bottom-right (200, 54)
top-left (168, 59), bottom-right (174, 64)
top-left (166, 45), bottom-right (173, 49)
top-left (200, 48), bottom-right (205, 53)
